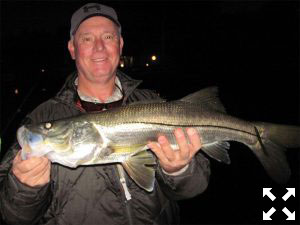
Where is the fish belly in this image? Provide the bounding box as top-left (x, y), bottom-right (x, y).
top-left (97, 123), bottom-right (182, 151)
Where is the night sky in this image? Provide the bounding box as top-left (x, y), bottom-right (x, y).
top-left (1, 1), bottom-right (299, 224)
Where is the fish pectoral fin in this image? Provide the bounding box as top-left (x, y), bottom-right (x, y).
top-left (122, 150), bottom-right (156, 192)
top-left (201, 141), bottom-right (231, 164)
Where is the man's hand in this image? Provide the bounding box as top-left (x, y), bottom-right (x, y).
top-left (147, 128), bottom-right (202, 174)
top-left (12, 151), bottom-right (51, 187)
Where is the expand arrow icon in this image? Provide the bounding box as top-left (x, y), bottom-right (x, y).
top-left (282, 188), bottom-right (295, 201)
top-left (282, 207), bottom-right (295, 220)
top-left (263, 207), bottom-right (276, 220)
top-left (263, 188), bottom-right (276, 201)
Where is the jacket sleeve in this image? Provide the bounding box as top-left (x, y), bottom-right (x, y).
top-left (156, 151), bottom-right (210, 200)
top-left (0, 110), bottom-right (53, 224)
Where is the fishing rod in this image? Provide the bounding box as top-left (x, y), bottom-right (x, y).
top-left (1, 73), bottom-right (42, 139)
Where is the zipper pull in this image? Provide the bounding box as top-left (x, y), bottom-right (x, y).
top-left (117, 165), bottom-right (132, 201)
top-left (120, 177), bottom-right (132, 201)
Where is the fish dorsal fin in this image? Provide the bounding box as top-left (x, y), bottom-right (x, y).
top-left (201, 141), bottom-right (231, 164)
top-left (122, 150), bottom-right (156, 192)
top-left (179, 86), bottom-right (226, 113)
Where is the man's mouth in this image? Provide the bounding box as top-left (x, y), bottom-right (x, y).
top-left (92, 58), bottom-right (106, 63)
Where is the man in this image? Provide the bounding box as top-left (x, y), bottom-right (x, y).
top-left (0, 3), bottom-right (210, 225)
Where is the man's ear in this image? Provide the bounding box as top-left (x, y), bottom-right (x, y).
top-left (119, 37), bottom-right (124, 56)
top-left (68, 40), bottom-right (76, 60)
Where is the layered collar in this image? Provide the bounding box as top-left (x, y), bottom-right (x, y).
top-left (54, 70), bottom-right (142, 108)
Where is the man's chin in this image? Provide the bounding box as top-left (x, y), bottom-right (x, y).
top-left (89, 70), bottom-right (116, 82)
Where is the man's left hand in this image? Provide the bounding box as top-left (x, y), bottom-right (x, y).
top-left (147, 128), bottom-right (202, 174)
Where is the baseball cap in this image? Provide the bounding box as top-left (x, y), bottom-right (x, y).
top-left (70, 3), bottom-right (121, 37)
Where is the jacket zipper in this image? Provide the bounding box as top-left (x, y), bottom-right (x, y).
top-left (117, 165), bottom-right (133, 225)
top-left (55, 74), bottom-right (141, 224)
top-left (69, 97), bottom-right (135, 225)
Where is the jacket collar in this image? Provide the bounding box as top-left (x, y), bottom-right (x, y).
top-left (55, 70), bottom-right (142, 105)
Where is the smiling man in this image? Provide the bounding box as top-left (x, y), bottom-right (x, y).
top-left (0, 3), bottom-right (210, 225)
top-left (69, 15), bottom-right (124, 101)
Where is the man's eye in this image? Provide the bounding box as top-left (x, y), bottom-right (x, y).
top-left (104, 35), bottom-right (114, 40)
top-left (83, 37), bottom-right (92, 42)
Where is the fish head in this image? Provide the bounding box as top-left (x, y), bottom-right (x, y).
top-left (17, 119), bottom-right (104, 160)
top-left (17, 119), bottom-right (75, 159)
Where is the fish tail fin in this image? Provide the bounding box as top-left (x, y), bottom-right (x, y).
top-left (122, 150), bottom-right (156, 192)
top-left (249, 122), bottom-right (300, 184)
top-left (258, 122), bottom-right (300, 148)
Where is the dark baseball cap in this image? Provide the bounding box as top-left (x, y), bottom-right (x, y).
top-left (70, 3), bottom-right (121, 37)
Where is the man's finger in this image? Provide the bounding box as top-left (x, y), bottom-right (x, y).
top-left (147, 141), bottom-right (171, 165)
top-left (17, 157), bottom-right (46, 173)
top-left (28, 157), bottom-right (50, 178)
top-left (32, 160), bottom-right (51, 185)
top-left (187, 128), bottom-right (202, 156)
top-left (174, 128), bottom-right (190, 160)
top-left (157, 135), bottom-right (176, 161)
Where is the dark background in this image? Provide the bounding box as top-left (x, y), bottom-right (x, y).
top-left (1, 0), bottom-right (299, 224)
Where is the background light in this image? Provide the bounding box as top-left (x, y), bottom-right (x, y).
top-left (151, 55), bottom-right (157, 61)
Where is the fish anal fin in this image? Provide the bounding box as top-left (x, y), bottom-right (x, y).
top-left (201, 141), bottom-right (231, 164)
top-left (122, 150), bottom-right (156, 192)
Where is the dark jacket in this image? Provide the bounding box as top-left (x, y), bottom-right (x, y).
top-left (0, 71), bottom-right (210, 225)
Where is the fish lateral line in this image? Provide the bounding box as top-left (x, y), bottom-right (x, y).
top-left (254, 126), bottom-right (268, 156)
top-left (115, 122), bottom-right (259, 137)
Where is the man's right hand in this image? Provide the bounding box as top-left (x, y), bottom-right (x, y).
top-left (12, 151), bottom-right (51, 187)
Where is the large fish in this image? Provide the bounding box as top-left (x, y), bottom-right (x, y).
top-left (17, 87), bottom-right (300, 192)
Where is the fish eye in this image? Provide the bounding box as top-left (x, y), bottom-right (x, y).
top-left (44, 122), bottom-right (52, 129)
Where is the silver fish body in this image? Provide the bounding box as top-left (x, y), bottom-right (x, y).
top-left (17, 87), bottom-right (300, 191)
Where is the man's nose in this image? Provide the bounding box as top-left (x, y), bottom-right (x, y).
top-left (94, 38), bottom-right (104, 51)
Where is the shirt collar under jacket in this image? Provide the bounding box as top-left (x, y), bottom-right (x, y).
top-left (74, 76), bottom-right (123, 104)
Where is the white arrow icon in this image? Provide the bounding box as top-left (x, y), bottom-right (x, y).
top-left (282, 188), bottom-right (295, 201)
top-left (263, 188), bottom-right (276, 201)
top-left (263, 207), bottom-right (276, 220)
top-left (282, 207), bottom-right (295, 220)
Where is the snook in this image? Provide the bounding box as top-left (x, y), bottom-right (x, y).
top-left (17, 87), bottom-right (300, 192)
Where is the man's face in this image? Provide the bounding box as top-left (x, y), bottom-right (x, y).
top-left (68, 16), bottom-right (123, 83)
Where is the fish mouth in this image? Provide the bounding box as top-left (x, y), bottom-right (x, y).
top-left (17, 126), bottom-right (27, 149)
top-left (17, 126), bottom-right (33, 160)
top-left (17, 125), bottom-right (45, 151)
